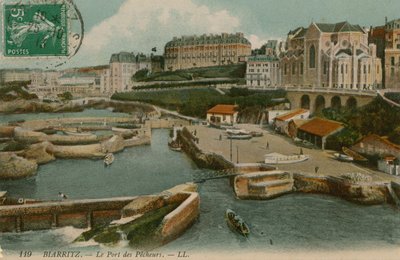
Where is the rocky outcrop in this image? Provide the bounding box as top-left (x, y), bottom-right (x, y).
top-left (100, 135), bottom-right (125, 153)
top-left (178, 128), bottom-right (234, 170)
top-left (52, 143), bottom-right (103, 159)
top-left (14, 127), bottom-right (47, 143)
top-left (0, 126), bottom-right (15, 138)
top-left (293, 173), bottom-right (390, 205)
top-left (20, 142), bottom-right (55, 165)
top-left (0, 153), bottom-right (37, 179)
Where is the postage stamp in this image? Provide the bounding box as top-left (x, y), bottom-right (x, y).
top-left (0, 0), bottom-right (83, 59)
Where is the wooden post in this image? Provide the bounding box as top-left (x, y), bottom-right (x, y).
top-left (87, 211), bottom-right (93, 228)
top-left (52, 213), bottom-right (58, 228)
top-left (15, 216), bottom-right (22, 233)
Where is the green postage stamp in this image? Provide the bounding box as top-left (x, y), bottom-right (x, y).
top-left (1, 0), bottom-right (83, 58)
top-left (4, 3), bottom-right (68, 56)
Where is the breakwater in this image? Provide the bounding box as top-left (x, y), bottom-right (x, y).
top-left (0, 183), bottom-right (200, 249)
top-left (177, 127), bottom-right (234, 170)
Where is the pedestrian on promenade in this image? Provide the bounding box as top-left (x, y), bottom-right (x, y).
top-left (315, 166), bottom-right (319, 174)
top-left (266, 142), bottom-right (269, 150)
top-left (300, 148), bottom-right (303, 155)
top-left (219, 134), bottom-right (222, 141)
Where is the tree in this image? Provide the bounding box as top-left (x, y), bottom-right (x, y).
top-left (132, 69), bottom-right (149, 82)
top-left (57, 92), bottom-right (73, 101)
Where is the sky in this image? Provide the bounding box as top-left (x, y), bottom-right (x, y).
top-left (1, 0), bottom-right (400, 69)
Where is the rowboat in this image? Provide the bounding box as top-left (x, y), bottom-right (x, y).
top-left (104, 153), bottom-right (115, 167)
top-left (342, 147), bottom-right (368, 162)
top-left (227, 134), bottom-right (252, 140)
top-left (64, 130), bottom-right (92, 136)
top-left (334, 153), bottom-right (354, 162)
top-left (225, 209), bottom-right (250, 237)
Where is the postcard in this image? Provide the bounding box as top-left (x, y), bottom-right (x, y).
top-left (0, 0), bottom-right (400, 259)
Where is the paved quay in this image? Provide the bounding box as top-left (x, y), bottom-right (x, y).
top-left (187, 124), bottom-right (400, 182)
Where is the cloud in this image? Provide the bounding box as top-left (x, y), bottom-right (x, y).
top-left (72, 0), bottom-right (241, 66)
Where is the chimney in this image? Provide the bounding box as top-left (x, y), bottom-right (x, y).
top-left (385, 16), bottom-right (388, 25)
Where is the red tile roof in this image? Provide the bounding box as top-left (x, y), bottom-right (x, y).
top-left (207, 105), bottom-right (238, 115)
top-left (356, 134), bottom-right (400, 152)
top-left (298, 118), bottom-right (343, 137)
top-left (275, 109), bottom-right (309, 121)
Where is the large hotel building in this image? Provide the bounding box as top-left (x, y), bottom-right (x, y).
top-left (164, 32), bottom-right (251, 71)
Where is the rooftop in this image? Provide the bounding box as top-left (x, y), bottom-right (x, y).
top-left (314, 21), bottom-right (365, 33)
top-left (355, 134), bottom-right (400, 152)
top-left (165, 32), bottom-right (251, 47)
top-left (298, 117), bottom-right (343, 137)
top-left (275, 109), bottom-right (309, 122)
top-left (207, 104), bottom-right (238, 115)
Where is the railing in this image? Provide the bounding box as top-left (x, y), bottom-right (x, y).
top-left (247, 85), bottom-right (378, 96)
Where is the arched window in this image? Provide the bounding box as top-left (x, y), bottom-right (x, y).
top-left (309, 45), bottom-right (316, 68)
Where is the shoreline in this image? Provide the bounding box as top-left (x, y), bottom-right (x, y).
top-left (177, 125), bottom-right (400, 207)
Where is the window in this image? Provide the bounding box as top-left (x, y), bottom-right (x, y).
top-left (292, 63), bottom-right (296, 74)
top-left (346, 64), bottom-right (348, 74)
top-left (341, 64), bottom-right (344, 74)
top-left (284, 64), bottom-right (287, 75)
top-left (364, 65), bottom-right (367, 74)
top-left (324, 63), bottom-right (327, 74)
top-left (309, 45), bottom-right (316, 68)
top-left (300, 62), bottom-right (304, 75)
top-left (392, 57), bottom-right (395, 66)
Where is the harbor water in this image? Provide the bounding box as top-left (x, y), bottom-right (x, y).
top-left (0, 111), bottom-right (399, 255)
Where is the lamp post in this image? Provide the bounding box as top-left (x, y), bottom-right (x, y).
top-left (236, 146), bottom-right (239, 164)
top-left (230, 138), bottom-right (233, 162)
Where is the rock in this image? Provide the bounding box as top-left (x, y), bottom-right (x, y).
top-left (0, 152), bottom-right (37, 180)
top-left (101, 135), bottom-right (125, 153)
top-left (14, 127), bottom-right (47, 144)
top-left (0, 126), bottom-right (15, 138)
top-left (52, 143), bottom-right (103, 159)
top-left (21, 142), bottom-right (55, 165)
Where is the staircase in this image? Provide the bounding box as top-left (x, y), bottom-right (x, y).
top-left (235, 171), bottom-right (294, 200)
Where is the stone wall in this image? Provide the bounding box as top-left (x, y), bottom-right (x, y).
top-left (0, 197), bottom-right (137, 232)
top-left (158, 192), bottom-right (200, 243)
top-left (178, 127), bottom-right (234, 170)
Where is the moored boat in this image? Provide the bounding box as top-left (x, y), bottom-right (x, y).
top-left (227, 134), bottom-right (252, 140)
top-left (104, 153), bottom-right (115, 167)
top-left (334, 153), bottom-right (354, 162)
top-left (64, 130), bottom-right (93, 136)
top-left (225, 209), bottom-right (250, 237)
top-left (342, 147), bottom-right (368, 162)
top-left (168, 141), bottom-right (182, 152)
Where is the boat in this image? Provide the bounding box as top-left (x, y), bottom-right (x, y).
top-left (64, 130), bottom-right (93, 136)
top-left (225, 209), bottom-right (250, 237)
top-left (342, 147), bottom-right (368, 162)
top-left (104, 153), bottom-right (115, 167)
top-left (226, 129), bottom-right (249, 135)
top-left (168, 141), bottom-right (182, 152)
top-left (227, 134), bottom-right (252, 140)
top-left (334, 153), bottom-right (354, 162)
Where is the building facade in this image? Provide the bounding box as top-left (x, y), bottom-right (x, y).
top-left (280, 22), bottom-right (382, 90)
top-left (0, 69), bottom-right (36, 84)
top-left (101, 52), bottom-right (152, 94)
top-left (164, 33), bottom-right (251, 71)
top-left (246, 55), bottom-right (280, 88)
top-left (206, 105), bottom-right (238, 125)
top-left (384, 19), bottom-right (400, 90)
